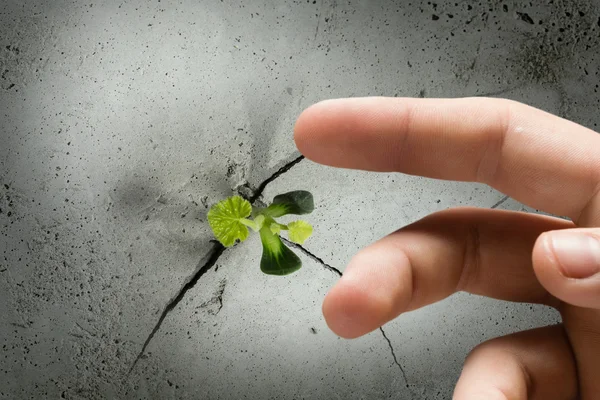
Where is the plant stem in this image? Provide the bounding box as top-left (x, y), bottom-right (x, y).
top-left (269, 221), bottom-right (288, 234)
top-left (240, 218), bottom-right (260, 232)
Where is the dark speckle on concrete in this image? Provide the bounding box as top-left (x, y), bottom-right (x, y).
top-left (5, 45), bottom-right (20, 54)
top-left (226, 165), bottom-right (235, 177)
top-left (200, 196), bottom-right (209, 209)
top-left (516, 12), bottom-right (534, 25)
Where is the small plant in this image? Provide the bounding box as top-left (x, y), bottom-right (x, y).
top-left (207, 191), bottom-right (314, 276)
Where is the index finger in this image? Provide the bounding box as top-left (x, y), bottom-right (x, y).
top-left (294, 97), bottom-right (600, 226)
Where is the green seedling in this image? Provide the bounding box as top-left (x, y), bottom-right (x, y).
top-left (207, 190), bottom-right (314, 276)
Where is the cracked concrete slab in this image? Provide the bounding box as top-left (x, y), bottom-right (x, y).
top-left (1, 0), bottom-right (599, 399)
top-left (127, 236), bottom-right (413, 400)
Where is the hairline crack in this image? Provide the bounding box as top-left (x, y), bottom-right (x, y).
top-left (129, 154), bottom-right (306, 373)
top-left (490, 195), bottom-right (510, 209)
top-left (283, 239), bottom-right (410, 389)
top-left (249, 155), bottom-right (305, 203)
top-left (129, 242), bottom-right (225, 374)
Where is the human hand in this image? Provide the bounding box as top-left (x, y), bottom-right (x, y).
top-left (294, 97), bottom-right (600, 399)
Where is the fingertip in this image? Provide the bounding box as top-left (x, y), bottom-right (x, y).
top-left (533, 229), bottom-right (600, 309)
top-left (532, 231), bottom-right (554, 276)
top-left (293, 102), bottom-right (317, 157)
top-left (322, 279), bottom-right (381, 339)
top-left (532, 231), bottom-right (571, 303)
top-left (322, 244), bottom-right (413, 339)
top-left (293, 99), bottom-right (341, 161)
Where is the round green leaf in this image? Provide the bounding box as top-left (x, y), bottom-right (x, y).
top-left (207, 196), bottom-right (253, 247)
top-left (287, 220), bottom-right (313, 245)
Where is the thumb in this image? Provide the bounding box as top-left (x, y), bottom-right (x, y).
top-left (533, 228), bottom-right (600, 309)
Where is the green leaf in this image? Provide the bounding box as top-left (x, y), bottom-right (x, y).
top-left (207, 196), bottom-right (253, 247)
top-left (287, 220), bottom-right (313, 245)
top-left (259, 225), bottom-right (302, 275)
top-left (264, 190), bottom-right (314, 218)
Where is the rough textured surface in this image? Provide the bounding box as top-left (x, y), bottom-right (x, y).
top-left (0, 0), bottom-right (598, 398)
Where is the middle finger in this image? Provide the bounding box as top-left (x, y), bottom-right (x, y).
top-left (322, 208), bottom-right (570, 339)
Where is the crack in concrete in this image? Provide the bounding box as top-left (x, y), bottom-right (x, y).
top-left (73, 322), bottom-right (97, 338)
top-left (281, 238), bottom-right (343, 277)
top-left (283, 238), bottom-right (410, 389)
top-left (380, 327), bottom-right (409, 388)
top-left (490, 195), bottom-right (510, 209)
top-left (129, 242), bottom-right (225, 373)
top-left (314, 0), bottom-right (324, 41)
top-left (248, 155), bottom-right (305, 203)
top-left (464, 12), bottom-right (488, 88)
top-left (129, 153), bottom-right (306, 373)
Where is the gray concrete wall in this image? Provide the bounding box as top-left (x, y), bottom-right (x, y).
top-left (1, 0), bottom-right (598, 399)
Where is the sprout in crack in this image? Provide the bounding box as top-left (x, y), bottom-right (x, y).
top-left (208, 191), bottom-right (315, 276)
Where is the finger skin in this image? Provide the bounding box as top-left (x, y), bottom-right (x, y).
top-left (533, 229), bottom-right (600, 309)
top-left (294, 97), bottom-right (600, 225)
top-left (562, 307), bottom-right (600, 399)
top-left (322, 208), bottom-right (568, 339)
top-left (532, 229), bottom-right (600, 398)
top-left (453, 325), bottom-right (577, 400)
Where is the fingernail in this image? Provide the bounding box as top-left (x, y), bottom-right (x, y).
top-left (550, 233), bottom-right (600, 279)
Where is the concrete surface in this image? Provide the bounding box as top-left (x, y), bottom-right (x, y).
top-left (1, 0), bottom-right (599, 398)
